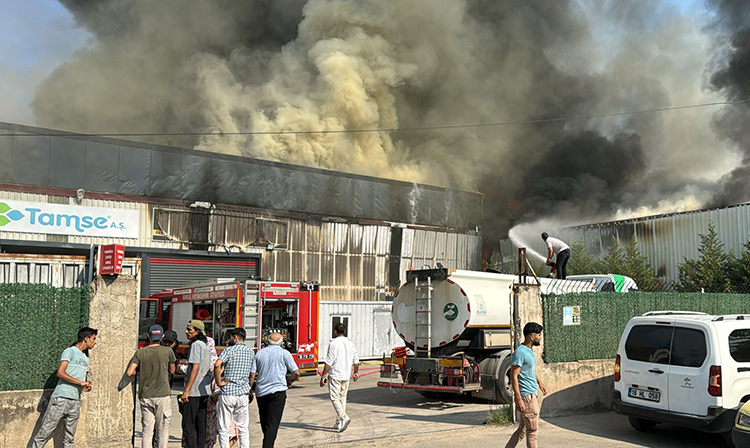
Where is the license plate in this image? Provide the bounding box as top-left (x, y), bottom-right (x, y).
top-left (628, 387), bottom-right (661, 402)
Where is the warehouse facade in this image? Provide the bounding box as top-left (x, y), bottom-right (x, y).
top-left (0, 121), bottom-right (482, 299)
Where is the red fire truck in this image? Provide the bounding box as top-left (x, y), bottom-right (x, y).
top-left (141, 279), bottom-right (320, 373)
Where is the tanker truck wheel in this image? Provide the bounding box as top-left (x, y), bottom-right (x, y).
top-left (496, 354), bottom-right (513, 404)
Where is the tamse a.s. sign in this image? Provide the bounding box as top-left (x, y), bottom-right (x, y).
top-left (0, 200), bottom-right (139, 239)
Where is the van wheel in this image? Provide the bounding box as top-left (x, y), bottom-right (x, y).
top-left (722, 431), bottom-right (735, 447)
top-left (628, 416), bottom-right (658, 432)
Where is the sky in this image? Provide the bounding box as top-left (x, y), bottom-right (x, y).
top-left (0, 0), bottom-right (748, 246)
top-left (0, 0), bottom-right (92, 124)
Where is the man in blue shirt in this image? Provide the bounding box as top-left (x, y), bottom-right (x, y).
top-left (250, 332), bottom-right (300, 448)
top-left (31, 327), bottom-right (98, 448)
top-left (505, 322), bottom-right (547, 448)
top-left (214, 327), bottom-right (254, 448)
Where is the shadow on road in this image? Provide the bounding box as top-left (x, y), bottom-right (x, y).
top-left (369, 408), bottom-right (488, 426)
top-left (280, 421), bottom-right (340, 432)
top-left (337, 387), bottom-right (490, 408)
top-left (540, 380), bottom-right (727, 447)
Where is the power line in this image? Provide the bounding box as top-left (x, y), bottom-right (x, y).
top-left (5, 98), bottom-right (749, 138)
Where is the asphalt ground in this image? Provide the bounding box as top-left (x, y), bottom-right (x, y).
top-left (133, 364), bottom-right (727, 448)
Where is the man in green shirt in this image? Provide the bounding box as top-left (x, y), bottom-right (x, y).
top-left (128, 325), bottom-right (177, 448)
top-left (31, 327), bottom-right (98, 448)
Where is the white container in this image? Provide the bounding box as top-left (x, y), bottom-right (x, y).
top-left (319, 300), bottom-right (398, 361)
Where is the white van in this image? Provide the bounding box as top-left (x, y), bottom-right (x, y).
top-left (567, 274), bottom-right (638, 292)
top-left (613, 311), bottom-right (750, 446)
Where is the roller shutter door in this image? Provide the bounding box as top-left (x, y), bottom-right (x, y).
top-left (148, 255), bottom-right (259, 295)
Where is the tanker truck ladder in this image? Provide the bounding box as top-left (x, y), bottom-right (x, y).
top-left (414, 277), bottom-right (433, 358)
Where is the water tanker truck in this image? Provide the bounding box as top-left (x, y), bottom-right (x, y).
top-left (377, 267), bottom-right (591, 403)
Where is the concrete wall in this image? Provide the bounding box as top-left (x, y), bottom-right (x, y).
top-left (0, 275), bottom-right (138, 448)
top-left (513, 285), bottom-right (614, 418)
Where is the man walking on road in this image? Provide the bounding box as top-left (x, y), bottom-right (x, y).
top-left (250, 332), bottom-right (300, 448)
top-left (214, 328), bottom-right (254, 448)
top-left (319, 322), bottom-right (359, 432)
top-left (542, 232), bottom-right (571, 279)
top-left (31, 327), bottom-right (98, 448)
top-left (181, 320), bottom-right (213, 448)
top-left (127, 324), bottom-right (176, 448)
top-left (505, 322), bottom-right (548, 448)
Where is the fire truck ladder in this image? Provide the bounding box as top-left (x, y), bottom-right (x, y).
top-left (243, 284), bottom-right (260, 352)
top-left (414, 277), bottom-right (432, 358)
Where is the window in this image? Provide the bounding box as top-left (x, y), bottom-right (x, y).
top-left (671, 328), bottom-right (707, 367)
top-left (140, 300), bottom-right (157, 319)
top-left (331, 315), bottom-right (349, 338)
top-left (729, 329), bottom-right (750, 362)
top-left (625, 325), bottom-right (673, 364)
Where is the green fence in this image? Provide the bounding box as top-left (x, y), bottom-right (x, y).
top-left (541, 292), bottom-right (750, 363)
top-left (0, 283), bottom-right (90, 391)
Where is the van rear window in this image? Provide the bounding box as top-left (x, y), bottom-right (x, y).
top-left (729, 329), bottom-right (750, 363)
top-left (625, 325), bottom-right (673, 364)
top-left (671, 328), bottom-right (707, 367)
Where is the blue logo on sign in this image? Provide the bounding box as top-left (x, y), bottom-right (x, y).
top-left (6, 210), bottom-right (24, 221)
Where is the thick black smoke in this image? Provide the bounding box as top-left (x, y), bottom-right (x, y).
top-left (30, 0), bottom-right (724, 254)
top-left (706, 1), bottom-right (750, 207)
top-left (33, 0), bottom-right (306, 148)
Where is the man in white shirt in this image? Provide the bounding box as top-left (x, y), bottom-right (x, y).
top-left (319, 323), bottom-right (359, 432)
top-left (542, 232), bottom-right (571, 279)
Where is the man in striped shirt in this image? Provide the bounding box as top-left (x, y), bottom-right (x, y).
top-left (214, 328), bottom-right (254, 448)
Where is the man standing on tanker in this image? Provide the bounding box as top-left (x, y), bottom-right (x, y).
top-left (541, 232), bottom-right (570, 279)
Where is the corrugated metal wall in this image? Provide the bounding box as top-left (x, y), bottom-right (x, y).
top-left (399, 229), bottom-right (481, 280)
top-left (498, 203), bottom-right (750, 282)
top-left (0, 191), bottom-right (482, 301)
top-left (0, 122), bottom-right (483, 232)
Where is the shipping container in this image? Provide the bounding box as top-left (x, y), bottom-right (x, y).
top-left (319, 300), bottom-right (400, 361)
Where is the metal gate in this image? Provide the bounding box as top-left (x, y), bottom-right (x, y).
top-left (147, 255), bottom-right (260, 295)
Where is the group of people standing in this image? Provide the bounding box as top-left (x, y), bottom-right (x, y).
top-left (30, 320), bottom-right (360, 448)
top-left (142, 319), bottom-right (301, 448)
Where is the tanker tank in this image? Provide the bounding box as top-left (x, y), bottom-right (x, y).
top-left (392, 270), bottom-right (515, 357)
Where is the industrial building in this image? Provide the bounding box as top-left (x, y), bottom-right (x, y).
top-left (0, 121), bottom-right (482, 299)
top-left (498, 202), bottom-right (750, 282)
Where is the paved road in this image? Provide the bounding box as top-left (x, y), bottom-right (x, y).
top-left (134, 365), bottom-right (727, 448)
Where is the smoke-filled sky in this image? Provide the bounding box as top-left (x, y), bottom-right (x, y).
top-left (1, 0), bottom-right (749, 245)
